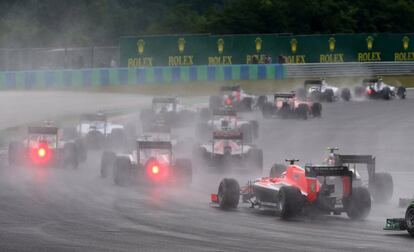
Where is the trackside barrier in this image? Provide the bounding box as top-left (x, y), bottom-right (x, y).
top-left (0, 64), bottom-right (284, 89)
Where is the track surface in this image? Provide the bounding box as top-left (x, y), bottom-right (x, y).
top-left (0, 91), bottom-right (414, 251)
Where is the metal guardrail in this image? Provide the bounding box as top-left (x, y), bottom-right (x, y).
top-left (284, 62), bottom-right (414, 78)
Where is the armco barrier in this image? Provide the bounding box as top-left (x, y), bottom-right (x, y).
top-left (0, 64), bottom-right (284, 88)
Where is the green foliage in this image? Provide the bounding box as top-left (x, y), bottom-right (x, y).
top-left (0, 0), bottom-right (412, 48)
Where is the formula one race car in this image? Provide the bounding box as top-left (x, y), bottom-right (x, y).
top-left (354, 77), bottom-right (406, 100)
top-left (8, 124), bottom-right (85, 168)
top-left (209, 85), bottom-right (257, 112)
top-left (195, 130), bottom-right (263, 172)
top-left (211, 159), bottom-right (371, 220)
top-left (384, 201), bottom-right (414, 237)
top-left (261, 93), bottom-right (322, 119)
top-left (100, 133), bottom-right (192, 186)
top-left (324, 148), bottom-right (393, 203)
top-left (297, 79), bottom-right (351, 102)
top-left (196, 109), bottom-right (258, 143)
top-left (140, 97), bottom-right (196, 129)
top-left (63, 113), bottom-right (129, 149)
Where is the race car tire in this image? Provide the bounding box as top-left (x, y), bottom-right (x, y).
top-left (247, 148), bottom-right (263, 171)
top-left (113, 156), bottom-right (132, 186)
top-left (324, 89), bottom-right (334, 102)
top-left (86, 130), bottom-right (105, 149)
top-left (382, 87), bottom-right (391, 100)
top-left (75, 138), bottom-right (87, 163)
top-left (343, 187), bottom-right (371, 220)
top-left (63, 142), bottom-right (79, 169)
top-left (209, 96), bottom-right (222, 111)
top-left (354, 86), bottom-right (365, 97)
top-left (175, 158), bottom-right (192, 185)
top-left (108, 128), bottom-right (126, 149)
top-left (311, 102), bottom-right (322, 117)
top-left (296, 104), bottom-right (308, 120)
top-left (397, 86), bottom-right (406, 99)
top-left (296, 87), bottom-right (307, 100)
top-left (405, 205), bottom-right (414, 236)
top-left (257, 96), bottom-right (267, 110)
top-left (8, 141), bottom-right (25, 166)
top-left (240, 97), bottom-right (253, 112)
top-left (369, 172), bottom-right (393, 203)
top-left (341, 88), bottom-right (351, 101)
top-left (278, 186), bottom-right (304, 219)
top-left (100, 151), bottom-right (116, 178)
top-left (249, 120), bottom-right (259, 138)
top-left (241, 124), bottom-right (253, 144)
top-left (270, 163), bottom-right (287, 178)
top-left (262, 102), bottom-right (274, 118)
top-left (199, 108), bottom-right (212, 121)
top-left (218, 178), bottom-right (240, 209)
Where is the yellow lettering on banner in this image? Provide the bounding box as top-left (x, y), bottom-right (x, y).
top-left (319, 54), bottom-right (344, 63)
top-left (208, 56), bottom-right (233, 65)
top-left (128, 57), bottom-right (153, 67)
top-left (245, 54), bottom-right (266, 64)
top-left (168, 55), bottom-right (194, 66)
top-left (357, 52), bottom-right (381, 62)
top-left (394, 52), bottom-right (414, 61)
top-left (285, 55), bottom-right (306, 63)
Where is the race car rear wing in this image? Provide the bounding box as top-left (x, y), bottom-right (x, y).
top-left (305, 165), bottom-right (353, 178)
top-left (336, 154), bottom-right (376, 182)
top-left (212, 109), bottom-right (237, 117)
top-left (304, 80), bottom-right (323, 86)
top-left (137, 140), bottom-right (172, 149)
top-left (213, 130), bottom-right (243, 140)
top-left (28, 126), bottom-right (59, 135)
top-left (80, 113), bottom-right (107, 122)
top-left (152, 97), bottom-right (177, 104)
top-left (220, 85), bottom-right (240, 92)
top-left (273, 93), bottom-right (295, 99)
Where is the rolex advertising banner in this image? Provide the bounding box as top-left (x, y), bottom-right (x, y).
top-left (120, 33), bottom-right (414, 67)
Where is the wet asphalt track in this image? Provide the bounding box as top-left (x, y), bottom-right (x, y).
top-left (0, 91), bottom-right (414, 251)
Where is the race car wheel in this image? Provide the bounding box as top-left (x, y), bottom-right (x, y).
top-left (296, 104), bottom-right (308, 120)
top-left (382, 87), bottom-right (391, 100)
top-left (113, 156), bottom-right (132, 186)
top-left (262, 102), bottom-right (274, 118)
top-left (175, 158), bottom-right (192, 185)
top-left (405, 205), bottom-right (414, 236)
top-left (397, 86), bottom-right (406, 99)
top-left (249, 120), bottom-right (259, 138)
top-left (270, 163), bottom-right (287, 178)
top-left (311, 102), bottom-right (322, 117)
top-left (108, 128), bottom-right (126, 149)
top-left (86, 130), bottom-right (105, 149)
top-left (344, 187), bottom-right (371, 220)
top-left (209, 96), bottom-right (222, 111)
top-left (341, 88), bottom-right (351, 101)
top-left (100, 151), bottom-right (116, 178)
top-left (324, 89), bottom-right (334, 102)
top-left (240, 97), bottom-right (252, 111)
top-left (63, 142), bottom-right (79, 169)
top-left (278, 186), bottom-right (304, 219)
top-left (218, 178), bottom-right (240, 209)
top-left (241, 124), bottom-right (253, 144)
top-left (247, 148), bottom-right (263, 171)
top-left (8, 141), bottom-right (25, 166)
top-left (369, 172), bottom-right (393, 203)
top-left (354, 86), bottom-right (365, 97)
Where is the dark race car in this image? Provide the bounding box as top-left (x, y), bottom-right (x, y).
top-left (8, 125), bottom-right (85, 169)
top-left (384, 201), bottom-right (414, 237)
top-left (297, 79), bottom-right (351, 102)
top-left (100, 133), bottom-right (192, 186)
top-left (195, 130), bottom-right (262, 172)
top-left (261, 93), bottom-right (322, 119)
top-left (354, 78), bottom-right (406, 100)
top-left (140, 97), bottom-right (196, 129)
top-left (211, 159), bottom-right (371, 220)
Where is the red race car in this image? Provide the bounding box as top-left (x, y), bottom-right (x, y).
top-left (262, 93), bottom-right (322, 120)
top-left (211, 160), bottom-right (371, 220)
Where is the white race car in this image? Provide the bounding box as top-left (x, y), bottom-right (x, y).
top-left (298, 79), bottom-right (351, 102)
top-left (354, 78), bottom-right (406, 100)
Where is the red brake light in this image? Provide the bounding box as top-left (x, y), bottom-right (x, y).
top-left (146, 159), bottom-right (169, 182)
top-left (225, 98), bottom-right (232, 105)
top-left (367, 89), bottom-right (374, 95)
top-left (38, 148), bottom-right (46, 158)
top-left (30, 143), bottom-right (51, 165)
top-left (151, 165), bottom-right (160, 174)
